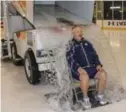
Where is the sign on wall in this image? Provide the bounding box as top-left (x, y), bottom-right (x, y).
top-left (108, 21), bottom-right (126, 26)
top-left (96, 20), bottom-right (126, 29)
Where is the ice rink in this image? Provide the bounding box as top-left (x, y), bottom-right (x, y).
top-left (1, 29), bottom-right (126, 112)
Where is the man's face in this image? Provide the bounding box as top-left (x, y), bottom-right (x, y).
top-left (72, 26), bottom-right (83, 41)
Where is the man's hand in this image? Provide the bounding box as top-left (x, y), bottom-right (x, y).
top-left (96, 65), bottom-right (103, 72)
top-left (78, 67), bottom-right (87, 75)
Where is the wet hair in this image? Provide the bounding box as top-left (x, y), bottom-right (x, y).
top-left (72, 24), bottom-right (83, 31)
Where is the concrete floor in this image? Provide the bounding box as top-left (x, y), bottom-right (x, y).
top-left (1, 61), bottom-right (55, 112)
top-left (104, 30), bottom-right (126, 89)
top-left (86, 100), bottom-right (126, 112)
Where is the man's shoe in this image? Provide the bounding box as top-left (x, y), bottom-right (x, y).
top-left (82, 97), bottom-right (91, 109)
top-left (95, 94), bottom-right (107, 105)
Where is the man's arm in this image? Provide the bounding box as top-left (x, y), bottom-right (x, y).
top-left (88, 42), bottom-right (102, 67)
top-left (93, 50), bottom-right (102, 67)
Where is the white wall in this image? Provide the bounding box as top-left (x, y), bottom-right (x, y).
top-left (56, 1), bottom-right (94, 23)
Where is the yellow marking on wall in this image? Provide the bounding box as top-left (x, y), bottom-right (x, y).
top-left (102, 27), bottom-right (126, 31)
top-left (12, 1), bottom-right (27, 15)
top-left (18, 1), bottom-right (27, 14)
top-left (0, 20), bottom-right (5, 39)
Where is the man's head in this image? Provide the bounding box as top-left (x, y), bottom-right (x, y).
top-left (72, 25), bottom-right (84, 41)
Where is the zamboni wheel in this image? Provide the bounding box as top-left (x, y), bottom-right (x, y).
top-left (11, 43), bottom-right (22, 65)
top-left (24, 50), bottom-right (41, 84)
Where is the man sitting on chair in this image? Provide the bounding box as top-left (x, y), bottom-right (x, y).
top-left (66, 25), bottom-right (107, 109)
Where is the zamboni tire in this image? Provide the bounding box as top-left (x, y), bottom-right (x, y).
top-left (11, 43), bottom-right (22, 65)
top-left (24, 50), bottom-right (41, 84)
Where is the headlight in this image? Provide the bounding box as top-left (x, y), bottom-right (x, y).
top-left (36, 50), bottom-right (53, 57)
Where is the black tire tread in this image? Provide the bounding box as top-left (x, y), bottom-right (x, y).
top-left (11, 43), bottom-right (22, 65)
top-left (24, 50), bottom-right (41, 84)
